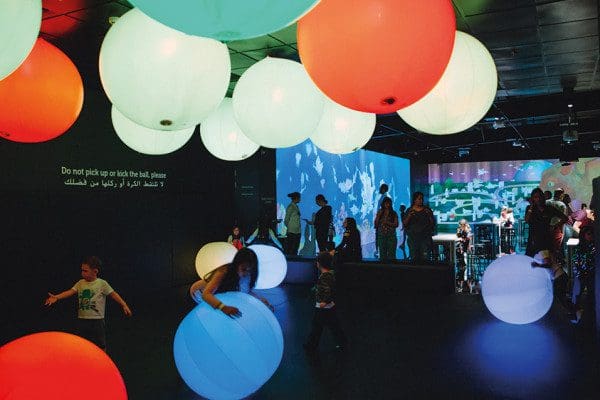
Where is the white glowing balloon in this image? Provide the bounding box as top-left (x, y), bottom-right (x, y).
top-left (200, 98), bottom-right (260, 161)
top-left (248, 244), bottom-right (287, 289)
top-left (310, 98), bottom-right (375, 154)
top-left (99, 8), bottom-right (230, 131)
top-left (482, 254), bottom-right (553, 325)
top-left (233, 57), bottom-right (325, 148)
top-left (111, 106), bottom-right (194, 155)
top-left (397, 31), bottom-right (497, 135)
top-left (195, 242), bottom-right (238, 279)
top-left (0, 0), bottom-right (41, 80)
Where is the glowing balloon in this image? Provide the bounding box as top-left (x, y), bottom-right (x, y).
top-left (195, 242), bottom-right (238, 279)
top-left (129, 0), bottom-right (320, 41)
top-left (174, 292), bottom-right (283, 400)
top-left (398, 31), bottom-right (498, 135)
top-left (99, 8), bottom-right (230, 131)
top-left (297, 0), bottom-right (455, 114)
top-left (482, 254), bottom-right (553, 325)
top-left (0, 38), bottom-right (83, 143)
top-left (248, 244), bottom-right (287, 289)
top-left (0, 332), bottom-right (127, 399)
top-left (0, 0), bottom-right (41, 80)
top-left (200, 98), bottom-right (260, 161)
top-left (111, 105), bottom-right (195, 155)
top-left (310, 98), bottom-right (376, 154)
top-left (233, 57), bottom-right (324, 148)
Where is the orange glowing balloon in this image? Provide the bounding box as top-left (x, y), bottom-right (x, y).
top-left (297, 0), bottom-right (456, 114)
top-left (0, 332), bottom-right (128, 399)
top-left (0, 38), bottom-right (84, 143)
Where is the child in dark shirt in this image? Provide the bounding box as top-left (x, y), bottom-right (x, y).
top-left (303, 252), bottom-right (347, 354)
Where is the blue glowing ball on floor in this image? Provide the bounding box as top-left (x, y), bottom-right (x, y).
top-left (173, 292), bottom-right (283, 400)
top-left (481, 254), bottom-right (553, 325)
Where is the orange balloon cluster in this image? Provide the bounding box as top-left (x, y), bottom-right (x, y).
top-left (0, 38), bottom-right (83, 143)
top-left (0, 332), bottom-right (127, 399)
top-left (298, 0), bottom-right (456, 114)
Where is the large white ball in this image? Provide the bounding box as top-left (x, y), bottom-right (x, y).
top-left (99, 8), bottom-right (230, 131)
top-left (248, 244), bottom-right (287, 289)
top-left (310, 98), bottom-right (375, 154)
top-left (195, 242), bottom-right (238, 279)
top-left (111, 106), bottom-right (195, 155)
top-left (200, 98), bottom-right (260, 161)
top-left (174, 292), bottom-right (283, 400)
top-left (233, 57), bottom-right (325, 148)
top-left (0, 0), bottom-right (41, 80)
top-left (481, 254), bottom-right (553, 325)
top-left (397, 31), bottom-right (497, 135)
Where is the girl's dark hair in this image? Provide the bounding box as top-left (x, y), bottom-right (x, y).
top-left (316, 194), bottom-right (328, 204)
top-left (411, 191), bottom-right (424, 205)
top-left (217, 248), bottom-right (258, 293)
top-left (381, 197), bottom-right (393, 207)
top-left (530, 187), bottom-right (544, 200)
top-left (287, 192), bottom-right (300, 200)
top-left (578, 225), bottom-right (594, 248)
top-left (345, 217), bottom-right (358, 232)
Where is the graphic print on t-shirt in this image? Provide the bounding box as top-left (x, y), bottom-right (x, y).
top-left (79, 289), bottom-right (100, 313)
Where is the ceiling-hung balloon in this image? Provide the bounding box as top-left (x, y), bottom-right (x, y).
top-left (0, 0), bottom-right (41, 80)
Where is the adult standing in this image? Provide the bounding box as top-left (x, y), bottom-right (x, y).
top-left (525, 187), bottom-right (567, 257)
top-left (284, 192), bottom-right (301, 256)
top-left (403, 192), bottom-right (435, 262)
top-left (374, 197), bottom-right (399, 261)
top-left (312, 194), bottom-right (332, 252)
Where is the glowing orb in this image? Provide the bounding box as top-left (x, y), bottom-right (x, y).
top-left (0, 332), bottom-right (127, 399)
top-left (99, 8), bottom-right (230, 131)
top-left (0, 0), bottom-right (41, 80)
top-left (200, 98), bottom-right (260, 161)
top-left (195, 242), bottom-right (238, 279)
top-left (397, 31), bottom-right (498, 135)
top-left (482, 254), bottom-right (553, 325)
top-left (297, 0), bottom-right (455, 114)
top-left (129, 0), bottom-right (320, 41)
top-left (0, 38), bottom-right (83, 143)
top-left (111, 105), bottom-right (195, 155)
top-left (233, 57), bottom-right (324, 148)
top-left (310, 98), bottom-right (375, 154)
top-left (248, 244), bottom-right (287, 289)
top-left (174, 292), bottom-right (283, 400)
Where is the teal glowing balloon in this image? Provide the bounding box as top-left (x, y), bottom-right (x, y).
top-left (129, 0), bottom-right (320, 41)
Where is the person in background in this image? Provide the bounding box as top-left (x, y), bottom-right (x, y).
top-left (398, 204), bottom-right (408, 259)
top-left (307, 194), bottom-right (332, 252)
top-left (334, 217), bottom-right (362, 263)
top-left (525, 187), bottom-right (567, 257)
top-left (403, 192), bottom-right (435, 263)
top-left (284, 191), bottom-right (302, 256)
top-left (570, 225), bottom-right (595, 324)
top-left (303, 252), bottom-right (346, 355)
top-left (247, 216), bottom-right (283, 250)
top-left (544, 190), bottom-right (553, 201)
top-left (227, 225), bottom-right (246, 250)
top-left (45, 256), bottom-right (132, 351)
top-left (374, 197), bottom-right (399, 261)
top-left (531, 250), bottom-right (573, 317)
top-left (375, 184), bottom-right (390, 258)
top-left (189, 248), bottom-right (272, 315)
top-left (499, 206), bottom-right (515, 227)
top-left (456, 219), bottom-right (471, 291)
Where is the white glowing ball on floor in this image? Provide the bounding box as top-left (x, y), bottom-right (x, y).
top-left (99, 8), bottom-right (230, 131)
top-left (310, 98), bottom-right (375, 154)
top-left (174, 292), bottom-right (283, 400)
top-left (195, 242), bottom-right (238, 278)
top-left (0, 0), bottom-right (41, 80)
top-left (111, 106), bottom-right (195, 155)
top-left (397, 31), bottom-right (497, 135)
top-left (248, 244), bottom-right (287, 289)
top-left (481, 254), bottom-right (553, 325)
top-left (232, 57), bottom-right (325, 148)
top-left (200, 98), bottom-right (260, 161)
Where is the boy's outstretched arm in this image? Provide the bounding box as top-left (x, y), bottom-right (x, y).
top-left (109, 291), bottom-right (132, 316)
top-left (45, 289), bottom-right (76, 306)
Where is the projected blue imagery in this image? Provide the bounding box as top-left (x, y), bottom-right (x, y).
top-left (276, 140), bottom-right (411, 258)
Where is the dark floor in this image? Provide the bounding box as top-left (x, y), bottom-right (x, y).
top-left (4, 280), bottom-right (599, 400)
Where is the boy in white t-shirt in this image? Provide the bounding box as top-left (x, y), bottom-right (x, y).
top-left (45, 256), bottom-right (132, 351)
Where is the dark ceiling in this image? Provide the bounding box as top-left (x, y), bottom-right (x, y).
top-left (39, 0), bottom-right (600, 163)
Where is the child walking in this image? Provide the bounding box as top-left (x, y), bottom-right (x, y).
top-left (45, 256), bottom-right (132, 351)
top-left (304, 252), bottom-right (346, 355)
